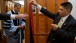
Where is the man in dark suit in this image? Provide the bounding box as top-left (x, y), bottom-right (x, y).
top-left (30, 0), bottom-right (76, 43)
top-left (0, 13), bottom-right (28, 20)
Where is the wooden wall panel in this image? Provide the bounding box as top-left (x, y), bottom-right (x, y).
top-left (33, 16), bottom-right (37, 33)
top-left (56, 0), bottom-right (68, 12)
top-left (39, 24), bottom-right (45, 33)
top-left (47, 18), bottom-right (53, 33)
top-left (39, 36), bottom-right (46, 43)
top-left (38, 0), bottom-right (45, 7)
top-left (39, 16), bottom-right (45, 24)
top-left (34, 36), bottom-right (37, 43)
top-left (6, 1), bottom-right (14, 12)
top-left (27, 35), bottom-right (30, 43)
top-left (20, 6), bottom-right (24, 13)
top-left (0, 0), bottom-right (8, 43)
top-left (38, 16), bottom-right (46, 33)
top-left (46, 0), bottom-right (55, 13)
top-left (38, 0), bottom-right (45, 15)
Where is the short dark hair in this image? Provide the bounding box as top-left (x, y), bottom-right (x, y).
top-left (14, 3), bottom-right (21, 7)
top-left (61, 2), bottom-right (73, 12)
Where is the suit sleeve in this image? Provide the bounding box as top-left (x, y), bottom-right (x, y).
top-left (40, 8), bottom-right (56, 19)
top-left (55, 24), bottom-right (76, 42)
top-left (0, 13), bottom-right (10, 20)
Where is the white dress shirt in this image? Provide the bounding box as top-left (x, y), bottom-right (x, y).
top-left (11, 14), bottom-right (15, 19)
top-left (37, 4), bottom-right (42, 10)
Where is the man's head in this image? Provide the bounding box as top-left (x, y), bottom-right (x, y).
top-left (58, 2), bottom-right (73, 17)
top-left (14, 3), bottom-right (21, 13)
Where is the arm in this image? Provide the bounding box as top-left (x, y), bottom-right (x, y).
top-left (0, 13), bottom-right (28, 20)
top-left (4, 19), bottom-right (25, 37)
top-left (30, 0), bottom-right (56, 19)
top-left (55, 24), bottom-right (76, 42)
top-left (0, 13), bottom-right (10, 20)
top-left (40, 7), bottom-right (56, 19)
top-left (4, 20), bottom-right (18, 36)
top-left (51, 23), bottom-right (76, 42)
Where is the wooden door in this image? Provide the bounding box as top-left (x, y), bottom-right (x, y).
top-left (0, 0), bottom-right (8, 43)
top-left (25, 0), bottom-right (68, 43)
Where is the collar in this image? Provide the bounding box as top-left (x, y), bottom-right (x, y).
top-left (13, 9), bottom-right (16, 13)
top-left (13, 9), bottom-right (19, 14)
top-left (62, 15), bottom-right (69, 23)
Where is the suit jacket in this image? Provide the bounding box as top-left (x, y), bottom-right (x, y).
top-left (40, 8), bottom-right (76, 43)
top-left (0, 13), bottom-right (10, 20)
top-left (3, 10), bottom-right (26, 43)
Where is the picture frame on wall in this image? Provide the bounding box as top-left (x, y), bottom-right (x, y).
top-left (32, 5), bottom-right (36, 13)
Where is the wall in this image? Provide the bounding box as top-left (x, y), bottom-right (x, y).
top-left (68, 0), bottom-right (76, 19)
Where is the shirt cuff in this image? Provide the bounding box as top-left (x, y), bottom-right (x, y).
top-left (11, 14), bottom-right (15, 19)
top-left (37, 4), bottom-right (42, 11)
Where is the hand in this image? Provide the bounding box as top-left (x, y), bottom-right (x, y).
top-left (17, 25), bottom-right (23, 29)
top-left (30, 0), bottom-right (38, 6)
top-left (24, 13), bottom-right (29, 19)
top-left (51, 24), bottom-right (59, 31)
top-left (17, 24), bottom-right (25, 29)
top-left (16, 13), bottom-right (29, 19)
top-left (21, 24), bottom-right (25, 29)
